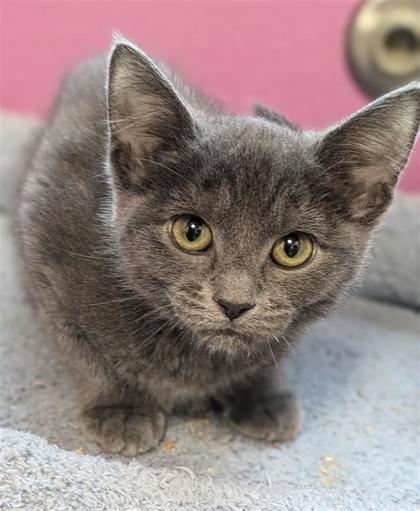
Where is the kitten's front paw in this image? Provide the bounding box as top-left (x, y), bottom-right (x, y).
top-left (228, 391), bottom-right (302, 443)
top-left (81, 405), bottom-right (166, 456)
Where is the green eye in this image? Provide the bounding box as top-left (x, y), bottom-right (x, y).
top-left (171, 215), bottom-right (212, 252)
top-left (271, 232), bottom-right (314, 268)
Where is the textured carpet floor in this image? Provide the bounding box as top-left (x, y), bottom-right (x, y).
top-left (0, 112), bottom-right (419, 510)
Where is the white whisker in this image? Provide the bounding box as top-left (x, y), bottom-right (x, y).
top-left (134, 157), bottom-right (187, 181)
top-left (266, 338), bottom-right (278, 367)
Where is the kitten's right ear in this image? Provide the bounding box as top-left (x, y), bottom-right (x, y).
top-left (253, 104), bottom-right (298, 130)
top-left (317, 82), bottom-right (419, 224)
top-left (107, 36), bottom-right (194, 191)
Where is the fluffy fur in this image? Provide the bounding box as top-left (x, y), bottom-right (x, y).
top-left (16, 35), bottom-right (420, 455)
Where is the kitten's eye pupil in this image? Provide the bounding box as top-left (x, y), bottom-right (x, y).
top-left (284, 234), bottom-right (300, 258)
top-left (185, 217), bottom-right (203, 241)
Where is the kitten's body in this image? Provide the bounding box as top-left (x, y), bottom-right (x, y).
top-left (19, 56), bottom-right (286, 405)
top-left (17, 37), bottom-right (419, 455)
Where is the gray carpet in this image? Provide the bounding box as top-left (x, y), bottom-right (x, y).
top-left (0, 112), bottom-right (419, 510)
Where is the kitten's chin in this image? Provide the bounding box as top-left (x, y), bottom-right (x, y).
top-left (198, 330), bottom-right (256, 358)
top-left (191, 325), bottom-right (287, 361)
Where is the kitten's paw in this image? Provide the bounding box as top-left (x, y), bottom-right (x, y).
top-left (81, 405), bottom-right (166, 456)
top-left (228, 391), bottom-right (302, 443)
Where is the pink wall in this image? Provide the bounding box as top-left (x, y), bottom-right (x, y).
top-left (1, 0), bottom-right (418, 191)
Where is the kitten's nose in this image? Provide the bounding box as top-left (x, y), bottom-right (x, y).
top-left (216, 299), bottom-right (255, 320)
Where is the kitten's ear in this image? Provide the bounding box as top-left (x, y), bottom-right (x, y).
top-left (318, 83), bottom-right (420, 224)
top-left (253, 104), bottom-right (298, 130)
top-left (107, 36), bottom-right (194, 190)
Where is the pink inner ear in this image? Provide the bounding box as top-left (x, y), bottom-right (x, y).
top-left (350, 189), bottom-right (393, 223)
top-left (353, 166), bottom-right (397, 189)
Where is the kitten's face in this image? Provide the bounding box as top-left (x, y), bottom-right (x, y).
top-left (107, 40), bottom-right (419, 359)
top-left (114, 119), bottom-right (374, 356)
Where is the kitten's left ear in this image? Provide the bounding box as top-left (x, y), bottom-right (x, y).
top-left (318, 83), bottom-right (419, 224)
top-left (106, 35), bottom-right (194, 190)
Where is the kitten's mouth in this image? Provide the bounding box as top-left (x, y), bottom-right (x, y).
top-left (201, 327), bottom-right (255, 342)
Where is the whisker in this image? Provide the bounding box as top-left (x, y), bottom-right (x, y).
top-left (266, 338), bottom-right (278, 367)
top-left (134, 157), bottom-right (187, 181)
top-left (40, 242), bottom-right (113, 261)
top-left (127, 308), bottom-right (175, 343)
top-left (133, 304), bottom-right (173, 324)
top-left (281, 335), bottom-right (293, 351)
top-left (272, 334), bottom-right (280, 344)
top-left (139, 318), bottom-right (174, 345)
top-left (84, 296), bottom-right (143, 307)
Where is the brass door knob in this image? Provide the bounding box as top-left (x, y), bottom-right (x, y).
top-left (347, 0), bottom-right (420, 96)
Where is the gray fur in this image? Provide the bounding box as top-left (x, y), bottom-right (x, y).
top-left (16, 36), bottom-right (420, 455)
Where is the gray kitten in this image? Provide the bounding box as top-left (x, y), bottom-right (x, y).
top-left (16, 35), bottom-right (419, 456)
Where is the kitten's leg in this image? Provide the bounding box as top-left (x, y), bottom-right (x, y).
top-left (221, 368), bottom-right (302, 442)
top-left (52, 321), bottom-right (166, 456)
